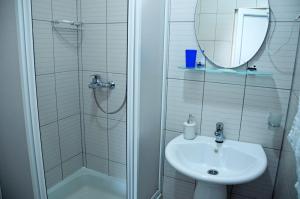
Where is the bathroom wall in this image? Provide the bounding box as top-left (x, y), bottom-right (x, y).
top-left (32, 0), bottom-right (83, 188)
top-left (79, 0), bottom-right (128, 180)
top-left (162, 0), bottom-right (300, 198)
top-left (31, 0), bottom-right (128, 188)
top-left (273, 27), bottom-right (300, 199)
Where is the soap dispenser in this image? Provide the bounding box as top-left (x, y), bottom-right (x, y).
top-left (184, 114), bottom-right (196, 140)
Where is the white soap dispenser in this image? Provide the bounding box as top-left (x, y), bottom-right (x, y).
top-left (184, 114), bottom-right (196, 140)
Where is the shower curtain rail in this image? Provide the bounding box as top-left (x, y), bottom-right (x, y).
top-left (51, 19), bottom-right (82, 27)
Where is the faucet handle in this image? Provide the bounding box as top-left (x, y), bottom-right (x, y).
top-left (216, 122), bottom-right (224, 131)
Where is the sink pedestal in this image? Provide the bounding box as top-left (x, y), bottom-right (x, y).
top-left (194, 181), bottom-right (226, 199)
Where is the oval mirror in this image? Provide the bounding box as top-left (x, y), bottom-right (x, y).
top-left (195, 0), bottom-right (270, 68)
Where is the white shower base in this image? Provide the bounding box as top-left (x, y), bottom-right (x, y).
top-left (47, 167), bottom-right (126, 199)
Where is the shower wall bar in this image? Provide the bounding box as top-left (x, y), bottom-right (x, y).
top-left (51, 19), bottom-right (82, 26)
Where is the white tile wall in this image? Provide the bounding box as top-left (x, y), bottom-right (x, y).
top-left (109, 161), bottom-right (126, 179)
top-left (59, 115), bottom-right (82, 161)
top-left (163, 176), bottom-right (195, 199)
top-left (40, 122), bottom-right (61, 171)
top-left (108, 119), bottom-right (126, 164)
top-left (62, 154), bottom-right (83, 178)
top-left (270, 0), bottom-right (300, 22)
top-left (56, 71), bottom-right (80, 119)
top-left (31, 0), bottom-right (52, 21)
top-left (86, 154), bottom-right (109, 174)
top-left (166, 79), bottom-right (204, 133)
top-left (36, 74), bottom-right (57, 126)
top-left (80, 0), bottom-right (106, 23)
top-left (32, 21), bottom-right (54, 75)
top-left (201, 82), bottom-right (244, 140)
top-left (107, 0), bottom-right (128, 23)
top-left (52, 0), bottom-right (78, 21)
top-left (45, 166), bottom-right (62, 188)
top-left (170, 0), bottom-right (197, 21)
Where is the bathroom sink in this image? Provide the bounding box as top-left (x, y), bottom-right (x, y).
top-left (165, 135), bottom-right (267, 199)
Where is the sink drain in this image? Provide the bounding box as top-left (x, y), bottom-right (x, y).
top-left (207, 169), bottom-right (218, 175)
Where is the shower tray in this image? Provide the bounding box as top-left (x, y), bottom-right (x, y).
top-left (47, 168), bottom-right (126, 199)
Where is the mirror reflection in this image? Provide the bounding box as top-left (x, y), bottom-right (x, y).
top-left (195, 0), bottom-right (269, 68)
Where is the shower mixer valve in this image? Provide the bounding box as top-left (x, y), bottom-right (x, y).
top-left (88, 74), bottom-right (115, 89)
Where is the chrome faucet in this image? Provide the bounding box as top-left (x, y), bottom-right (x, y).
top-left (88, 74), bottom-right (115, 89)
top-left (215, 122), bottom-right (224, 143)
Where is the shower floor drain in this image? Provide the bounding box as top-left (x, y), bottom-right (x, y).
top-left (207, 169), bottom-right (219, 175)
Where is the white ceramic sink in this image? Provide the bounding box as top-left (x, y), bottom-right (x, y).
top-left (165, 135), bottom-right (267, 199)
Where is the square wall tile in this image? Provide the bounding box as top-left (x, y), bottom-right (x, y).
top-left (45, 166), bottom-right (62, 189)
top-left (217, 0), bottom-right (236, 14)
top-left (236, 0), bottom-right (257, 8)
top-left (82, 71), bottom-right (108, 118)
top-left (201, 83), bottom-right (244, 140)
top-left (107, 23), bottom-right (128, 74)
top-left (164, 131), bottom-right (195, 183)
top-left (53, 28), bottom-right (78, 72)
top-left (31, 0), bottom-right (52, 20)
top-left (108, 120), bottom-right (126, 164)
top-left (170, 0), bottom-right (197, 21)
top-left (197, 14), bottom-right (217, 41)
top-left (40, 122), bottom-right (61, 171)
top-left (232, 148), bottom-right (280, 199)
top-left (84, 115), bottom-right (108, 159)
top-left (62, 154), bottom-right (83, 178)
top-left (86, 154), bottom-right (109, 174)
top-left (56, 71), bottom-right (80, 119)
top-left (36, 74), bottom-right (57, 126)
top-left (198, 0), bottom-right (218, 13)
top-left (168, 22), bottom-right (204, 81)
top-left (109, 161), bottom-right (126, 179)
top-left (107, 73), bottom-right (127, 121)
top-left (166, 79), bottom-right (204, 133)
top-left (213, 41), bottom-right (233, 67)
top-left (239, 87), bottom-right (290, 149)
top-left (59, 115), bottom-right (82, 161)
top-left (247, 22), bottom-right (299, 89)
top-left (82, 24), bottom-right (106, 72)
top-left (32, 21), bottom-right (54, 75)
top-left (107, 0), bottom-right (128, 23)
top-left (80, 0), bottom-right (106, 23)
top-left (270, 0), bottom-right (300, 22)
top-left (163, 176), bottom-right (195, 199)
top-left (52, 0), bottom-right (77, 21)
top-left (215, 14), bottom-right (234, 42)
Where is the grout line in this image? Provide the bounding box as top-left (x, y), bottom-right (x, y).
top-left (39, 112), bottom-right (80, 127)
top-left (164, 175), bottom-right (196, 185)
top-left (45, 152), bottom-right (83, 173)
top-left (36, 69), bottom-right (80, 76)
top-left (85, 153), bottom-right (126, 166)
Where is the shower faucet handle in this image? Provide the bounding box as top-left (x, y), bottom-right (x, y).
top-left (89, 74), bottom-right (115, 89)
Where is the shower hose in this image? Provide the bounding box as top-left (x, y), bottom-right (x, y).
top-left (92, 87), bottom-right (127, 114)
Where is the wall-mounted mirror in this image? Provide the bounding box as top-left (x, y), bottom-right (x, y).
top-left (195, 0), bottom-right (270, 68)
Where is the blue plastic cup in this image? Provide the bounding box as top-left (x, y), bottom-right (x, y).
top-left (185, 49), bottom-right (197, 68)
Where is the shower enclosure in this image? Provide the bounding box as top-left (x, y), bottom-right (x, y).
top-left (17, 0), bottom-right (166, 198)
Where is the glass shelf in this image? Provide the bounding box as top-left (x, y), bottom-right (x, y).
top-left (178, 66), bottom-right (272, 76)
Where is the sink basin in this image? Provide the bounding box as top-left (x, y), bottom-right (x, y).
top-left (165, 135), bottom-right (267, 199)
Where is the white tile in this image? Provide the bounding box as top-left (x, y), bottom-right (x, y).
top-left (247, 22), bottom-right (299, 89)
top-left (236, 0), bottom-right (257, 8)
top-left (36, 74), bottom-right (57, 126)
top-left (32, 21), bottom-right (54, 75)
top-left (52, 0), bottom-right (77, 21)
top-left (82, 71), bottom-right (108, 118)
top-left (53, 28), bottom-right (78, 72)
top-left (257, 0), bottom-right (269, 8)
top-left (201, 83), bottom-right (244, 140)
top-left (215, 14), bottom-right (234, 42)
top-left (164, 131), bottom-right (195, 183)
top-left (107, 0), bottom-right (128, 23)
top-left (82, 24), bottom-right (106, 72)
top-left (197, 14), bottom-right (217, 40)
top-left (31, 0), bottom-right (52, 20)
top-left (84, 115), bottom-right (108, 159)
top-left (232, 148), bottom-right (280, 199)
top-left (109, 161), bottom-right (126, 179)
top-left (108, 120), bottom-right (126, 164)
top-left (40, 123), bottom-right (61, 171)
top-left (45, 166), bottom-right (62, 188)
top-left (198, 0), bottom-right (218, 13)
top-left (56, 71), bottom-right (80, 119)
top-left (273, 151), bottom-right (298, 199)
top-left (213, 41), bottom-right (233, 67)
top-left (293, 48), bottom-right (300, 95)
top-left (269, 0), bottom-right (300, 21)
top-left (170, 0), bottom-right (198, 21)
top-left (107, 73), bottom-right (127, 121)
top-left (59, 115), bottom-right (82, 161)
top-left (240, 87), bottom-right (290, 149)
top-left (168, 22), bottom-right (204, 81)
top-left (86, 154), bottom-right (108, 174)
top-left (80, 0), bottom-right (106, 23)
top-left (197, 40), bottom-right (215, 59)
top-left (163, 176), bottom-right (195, 199)
top-left (166, 79), bottom-right (204, 133)
top-left (62, 154), bottom-right (83, 178)
top-left (107, 24), bottom-right (127, 74)
top-left (217, 0), bottom-right (236, 14)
